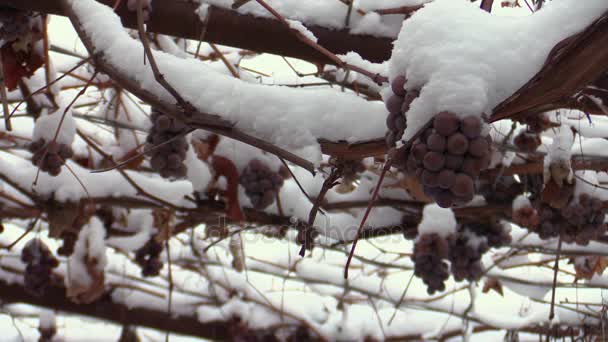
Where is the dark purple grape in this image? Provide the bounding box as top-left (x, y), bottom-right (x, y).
top-left (468, 137), bottom-right (489, 158)
top-left (423, 152), bottom-right (445, 171)
top-left (135, 238), bottom-right (164, 277)
top-left (433, 111), bottom-right (459, 136)
top-left (421, 170), bottom-right (439, 187)
top-left (447, 133), bottom-right (469, 155)
top-left (427, 133), bottom-right (446, 152)
top-left (391, 75), bottom-right (407, 96)
top-left (437, 169), bottom-right (455, 189)
top-left (444, 154), bottom-right (464, 170)
top-left (452, 173), bottom-right (474, 197)
top-left (385, 95), bottom-right (403, 114)
top-left (461, 116), bottom-right (482, 138)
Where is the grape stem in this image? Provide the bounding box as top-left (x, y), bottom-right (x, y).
top-left (549, 235), bottom-right (563, 321)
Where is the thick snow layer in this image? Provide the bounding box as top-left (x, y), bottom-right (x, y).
top-left (67, 218), bottom-right (107, 288)
top-left (68, 0), bottom-right (387, 164)
top-left (390, 0), bottom-right (608, 141)
top-left (197, 0), bottom-right (429, 38)
top-left (417, 203), bottom-right (456, 237)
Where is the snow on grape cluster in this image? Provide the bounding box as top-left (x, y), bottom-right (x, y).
top-left (239, 159), bottom-right (284, 210)
top-left (386, 76), bottom-right (493, 208)
top-left (146, 109), bottom-right (190, 179)
top-left (21, 238), bottom-right (59, 296)
top-left (29, 139), bottom-right (74, 176)
top-left (409, 205), bottom-right (510, 294)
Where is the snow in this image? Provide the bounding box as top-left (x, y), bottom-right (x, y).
top-left (417, 203), bottom-right (456, 238)
top-left (68, 0), bottom-right (387, 164)
top-left (67, 217), bottom-right (107, 289)
top-left (196, 0), bottom-right (430, 38)
top-left (32, 98), bottom-right (77, 146)
top-left (286, 19), bottom-right (317, 43)
top-left (389, 0), bottom-right (608, 141)
top-left (512, 194), bottom-right (531, 211)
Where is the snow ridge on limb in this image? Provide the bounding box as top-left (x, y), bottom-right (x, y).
top-left (62, 0), bottom-right (386, 166)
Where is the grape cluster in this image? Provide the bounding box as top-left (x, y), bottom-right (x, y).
top-left (239, 159), bottom-right (284, 210)
top-left (536, 194), bottom-right (606, 245)
top-left (512, 205), bottom-right (540, 229)
top-left (0, 8), bottom-right (32, 45)
top-left (412, 233), bottom-right (450, 294)
top-left (21, 239), bottom-right (59, 297)
top-left (134, 238), bottom-right (163, 277)
top-left (448, 230), bottom-right (488, 282)
top-left (514, 131), bottom-right (541, 153)
top-left (29, 139), bottom-right (73, 176)
top-left (146, 109), bottom-right (189, 179)
top-left (384, 75), bottom-right (418, 147)
top-left (404, 112), bottom-right (492, 207)
top-left (465, 220), bottom-right (511, 248)
top-left (479, 176), bottom-right (523, 205)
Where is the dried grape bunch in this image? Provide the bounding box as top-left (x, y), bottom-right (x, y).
top-left (29, 139), bottom-right (73, 176)
top-left (465, 219), bottom-right (511, 248)
top-left (535, 194), bottom-right (607, 245)
top-left (412, 233), bottom-right (450, 294)
top-left (239, 159), bottom-right (284, 210)
top-left (146, 109), bottom-right (189, 179)
top-left (512, 205), bottom-right (540, 229)
top-left (479, 176), bottom-right (523, 205)
top-left (0, 8), bottom-right (32, 45)
top-left (514, 130), bottom-right (541, 153)
top-left (448, 230), bottom-right (488, 282)
top-left (21, 238), bottom-right (59, 296)
top-left (404, 112), bottom-right (492, 208)
top-left (385, 75), bottom-right (419, 147)
top-left (134, 238), bottom-right (163, 277)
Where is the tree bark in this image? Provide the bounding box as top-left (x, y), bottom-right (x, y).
top-left (0, 0), bottom-right (394, 64)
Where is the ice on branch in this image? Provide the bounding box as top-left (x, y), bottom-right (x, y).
top-left (418, 203), bottom-right (456, 238)
top-left (389, 0), bottom-right (608, 141)
top-left (69, 0), bottom-right (386, 163)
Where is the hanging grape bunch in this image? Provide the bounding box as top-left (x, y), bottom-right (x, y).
top-left (535, 193), bottom-right (606, 245)
top-left (404, 112), bottom-right (492, 208)
top-left (20, 238), bottom-right (59, 296)
top-left (448, 230), bottom-right (488, 282)
top-left (239, 159), bottom-right (284, 210)
top-left (514, 130), bottom-right (541, 153)
top-left (384, 75), bottom-right (419, 148)
top-left (29, 139), bottom-right (73, 176)
top-left (134, 238), bottom-right (164, 277)
top-left (146, 109), bottom-right (189, 179)
top-left (412, 233), bottom-right (450, 294)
